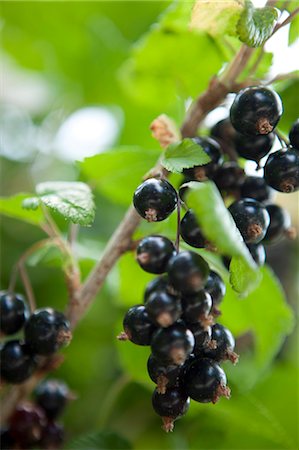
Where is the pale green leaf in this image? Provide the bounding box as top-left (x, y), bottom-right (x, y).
top-left (0, 193), bottom-right (44, 226)
top-left (161, 138), bottom-right (211, 173)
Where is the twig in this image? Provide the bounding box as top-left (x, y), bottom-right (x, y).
top-left (272, 7), bottom-right (299, 34)
top-left (18, 264), bottom-right (36, 313)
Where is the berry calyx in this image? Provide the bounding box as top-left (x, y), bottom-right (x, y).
top-left (133, 178), bottom-right (177, 222)
top-left (152, 387), bottom-right (190, 432)
top-left (229, 198), bottom-right (270, 244)
top-left (180, 210), bottom-right (207, 248)
top-left (147, 354), bottom-right (182, 394)
top-left (136, 235), bottom-right (176, 274)
top-left (145, 290), bottom-right (182, 328)
top-left (9, 402), bottom-right (46, 446)
top-left (24, 308), bottom-right (72, 356)
top-left (204, 271), bottom-right (226, 315)
top-left (187, 322), bottom-right (212, 354)
top-left (0, 340), bottom-right (37, 384)
top-left (235, 132), bottom-right (274, 163)
top-left (118, 305), bottom-right (156, 345)
top-left (230, 86), bottom-right (283, 136)
top-left (240, 176), bottom-right (272, 203)
top-left (264, 148), bottom-right (299, 193)
top-left (289, 118), bottom-right (299, 150)
top-left (263, 204), bottom-right (292, 244)
top-left (167, 251), bottom-right (210, 295)
top-left (181, 290), bottom-right (213, 327)
top-left (151, 322), bottom-right (194, 365)
top-left (35, 379), bottom-right (70, 419)
top-left (183, 137), bottom-right (223, 180)
top-left (203, 323), bottom-right (239, 364)
top-left (247, 243), bottom-right (266, 266)
top-left (0, 291), bottom-right (29, 335)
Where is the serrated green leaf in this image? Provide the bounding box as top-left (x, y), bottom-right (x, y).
top-left (0, 193), bottom-right (44, 226)
top-left (67, 430), bottom-right (132, 450)
top-left (161, 138), bottom-right (211, 173)
top-left (186, 181), bottom-right (261, 295)
top-left (237, 0), bottom-right (278, 47)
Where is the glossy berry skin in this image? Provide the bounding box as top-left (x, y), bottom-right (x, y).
top-left (264, 148), bottom-right (299, 193)
top-left (183, 137), bottom-right (223, 180)
top-left (122, 305), bottom-right (155, 345)
top-left (247, 243), bottom-right (266, 266)
top-left (230, 87), bottom-right (283, 136)
top-left (151, 322), bottom-right (194, 366)
top-left (144, 276), bottom-right (174, 302)
top-left (147, 354), bottom-right (182, 393)
top-left (289, 119), bottom-right (299, 150)
top-left (210, 118), bottom-right (236, 147)
top-left (187, 323), bottom-right (212, 354)
top-left (145, 291), bottom-right (182, 328)
top-left (240, 176), bottom-right (272, 203)
top-left (24, 308), bottom-right (71, 356)
top-left (0, 428), bottom-right (16, 450)
top-left (203, 324), bottom-right (237, 363)
top-left (0, 291), bottom-right (29, 335)
top-left (167, 251), bottom-right (210, 295)
top-left (214, 162), bottom-right (245, 192)
top-left (152, 387), bottom-right (190, 423)
top-left (35, 379), bottom-right (69, 419)
top-left (182, 290), bottom-right (212, 325)
top-left (263, 204), bottom-right (291, 244)
top-left (204, 271), bottom-right (226, 307)
top-left (235, 132), bottom-right (274, 163)
top-left (40, 421), bottom-right (64, 449)
top-left (133, 178), bottom-right (177, 222)
top-left (229, 198), bottom-right (270, 244)
top-left (9, 403), bottom-right (46, 446)
top-left (0, 340), bottom-right (37, 384)
top-left (180, 210), bottom-right (206, 248)
top-left (184, 357), bottom-right (229, 403)
top-left (136, 235), bottom-right (176, 274)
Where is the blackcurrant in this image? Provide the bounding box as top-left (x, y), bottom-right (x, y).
top-left (144, 275), bottom-right (176, 302)
top-left (240, 176), bottom-right (272, 203)
top-left (0, 291), bottom-right (29, 335)
top-left (187, 322), bottom-right (212, 354)
top-left (119, 305), bottom-right (156, 345)
top-left (147, 354), bottom-right (182, 394)
top-left (133, 178), bottom-right (177, 222)
top-left (263, 204), bottom-right (291, 244)
top-left (181, 290), bottom-right (212, 326)
top-left (152, 387), bottom-right (190, 432)
top-left (183, 137), bottom-right (223, 180)
top-left (145, 290), bottom-right (182, 328)
top-left (40, 421), bottom-right (64, 449)
top-left (167, 251), bottom-right (210, 295)
top-left (35, 379), bottom-right (70, 419)
top-left (0, 340), bottom-right (37, 384)
top-left (0, 428), bottom-right (16, 450)
top-left (247, 243), bottom-right (266, 266)
top-left (24, 308), bottom-right (72, 356)
top-left (151, 322), bottom-right (194, 365)
top-left (214, 162), bottom-right (245, 192)
top-left (210, 118), bottom-right (236, 147)
top-left (9, 402), bottom-right (46, 447)
top-left (228, 198), bottom-right (270, 244)
top-left (230, 86), bottom-right (283, 136)
top-left (204, 271), bottom-right (226, 315)
top-left (136, 235), bottom-right (175, 274)
top-left (289, 118), bottom-right (299, 150)
top-left (184, 357), bottom-right (230, 403)
top-left (203, 323), bottom-right (239, 364)
top-left (235, 132), bottom-right (274, 163)
top-left (264, 148), bottom-right (299, 193)
top-left (180, 210), bottom-right (206, 248)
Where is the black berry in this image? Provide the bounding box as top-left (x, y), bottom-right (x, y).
top-left (204, 271), bottom-right (226, 315)
top-left (145, 290), bottom-right (182, 328)
top-left (0, 340), bottom-right (37, 384)
top-left (240, 176), bottom-right (272, 203)
top-left (289, 118), bottom-right (299, 150)
top-left (0, 291), bottom-right (29, 335)
top-left (147, 354), bottom-right (182, 394)
top-left (9, 402), bottom-right (46, 447)
top-left (187, 322), bottom-right (212, 354)
top-left (214, 162), bottom-right (245, 192)
top-left (136, 235), bottom-right (175, 274)
top-left (180, 210), bottom-right (206, 248)
top-left (184, 357), bottom-right (230, 403)
top-left (144, 275), bottom-right (175, 302)
top-left (210, 118), bottom-right (236, 147)
top-left (264, 148), bottom-right (299, 193)
top-left (183, 137), bottom-right (223, 180)
top-left (24, 308), bottom-right (72, 356)
top-left (203, 323), bottom-right (239, 364)
top-left (181, 290), bottom-right (212, 326)
top-left (35, 379), bottom-right (70, 419)
top-left (167, 251), bottom-right (210, 295)
top-left (133, 178), bottom-right (177, 222)
top-left (235, 132), bottom-right (274, 163)
top-left (151, 322), bottom-right (194, 366)
top-left (247, 243), bottom-right (266, 266)
top-left (152, 387), bottom-right (190, 432)
top-left (40, 421), bottom-right (64, 449)
top-left (263, 204), bottom-right (291, 244)
top-left (0, 428), bottom-right (16, 450)
top-left (228, 198), bottom-right (270, 244)
top-left (230, 86), bottom-right (283, 136)
top-left (119, 305), bottom-right (156, 345)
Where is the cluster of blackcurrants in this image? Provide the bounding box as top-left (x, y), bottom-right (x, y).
top-left (119, 86), bottom-right (298, 432)
top-left (0, 290), bottom-right (71, 385)
top-left (1, 379), bottom-right (72, 449)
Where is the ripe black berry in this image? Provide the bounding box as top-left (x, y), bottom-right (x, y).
top-left (180, 210), bottom-right (206, 248)
top-left (247, 243), bottom-right (266, 266)
top-left (203, 323), bottom-right (239, 364)
top-left (210, 118), bottom-right (236, 147)
top-left (136, 235), bottom-right (175, 274)
top-left (228, 198), bottom-right (270, 244)
top-left (40, 421), bottom-right (64, 449)
top-left (181, 290), bottom-right (212, 326)
top-left (152, 387), bottom-right (190, 432)
top-left (144, 275), bottom-right (175, 302)
top-left (183, 137), bottom-right (223, 180)
top-left (187, 322), bottom-right (212, 354)
top-left (133, 178), bottom-right (177, 222)
top-left (240, 176), bottom-right (272, 203)
top-left (24, 308), bottom-right (72, 356)
top-left (235, 132), bottom-right (274, 163)
top-left (35, 379), bottom-right (70, 419)
top-left (230, 86), bottom-right (283, 136)
top-left (214, 162), bottom-right (245, 192)
top-left (289, 118), bottom-right (299, 150)
top-left (9, 402), bottom-right (46, 447)
top-left (119, 305), bottom-right (156, 345)
top-left (263, 204), bottom-right (291, 244)
top-left (147, 354), bottom-right (182, 394)
top-left (0, 291), bottom-right (29, 335)
top-left (145, 290), bottom-right (182, 328)
top-left (167, 251), bottom-right (210, 295)
top-left (204, 271), bottom-right (226, 315)
top-left (184, 357), bottom-right (230, 403)
top-left (0, 340), bottom-right (37, 384)
top-left (0, 428), bottom-right (16, 450)
top-left (151, 322), bottom-right (194, 365)
top-left (264, 148), bottom-right (299, 193)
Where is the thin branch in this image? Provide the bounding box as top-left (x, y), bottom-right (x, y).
top-left (18, 264), bottom-right (36, 313)
top-left (272, 7), bottom-right (299, 34)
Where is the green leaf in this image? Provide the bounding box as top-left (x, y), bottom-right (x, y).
top-left (276, 78), bottom-right (299, 135)
top-left (237, 0), bottom-right (278, 47)
top-left (23, 182), bottom-right (95, 226)
top-left (161, 138), bottom-right (211, 173)
top-left (186, 181), bottom-right (261, 295)
top-left (67, 430), bottom-right (132, 450)
top-left (0, 193), bottom-right (44, 226)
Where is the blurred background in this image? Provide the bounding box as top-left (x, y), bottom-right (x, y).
top-left (0, 2), bottom-right (298, 449)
